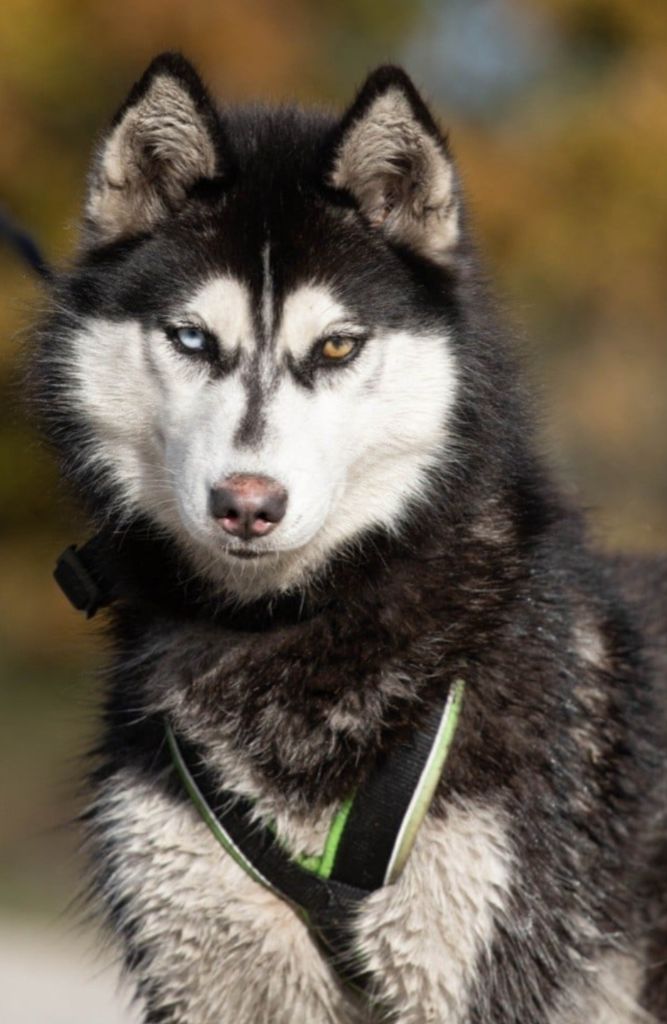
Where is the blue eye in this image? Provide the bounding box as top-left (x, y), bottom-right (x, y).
top-left (175, 326), bottom-right (207, 352)
top-left (165, 324), bottom-right (213, 357)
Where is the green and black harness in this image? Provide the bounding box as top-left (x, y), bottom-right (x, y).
top-left (55, 538), bottom-right (465, 996)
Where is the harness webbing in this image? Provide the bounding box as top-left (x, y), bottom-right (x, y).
top-left (166, 679), bottom-right (465, 995)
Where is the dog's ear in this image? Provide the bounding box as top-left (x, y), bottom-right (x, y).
top-left (327, 66), bottom-right (459, 265)
top-left (85, 53), bottom-right (224, 245)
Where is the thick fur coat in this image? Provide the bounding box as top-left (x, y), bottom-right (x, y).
top-left (31, 54), bottom-right (667, 1023)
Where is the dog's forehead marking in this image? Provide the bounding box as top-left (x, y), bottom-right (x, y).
top-left (260, 241), bottom-right (274, 344)
top-left (182, 276), bottom-right (255, 352)
top-left (234, 348), bottom-right (278, 449)
top-left (276, 285), bottom-right (351, 360)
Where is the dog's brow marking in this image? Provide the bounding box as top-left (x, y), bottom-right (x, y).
top-left (182, 276), bottom-right (255, 355)
top-left (261, 241), bottom-right (274, 344)
top-left (275, 285), bottom-right (349, 360)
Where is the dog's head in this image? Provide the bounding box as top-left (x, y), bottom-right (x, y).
top-left (38, 54), bottom-right (470, 599)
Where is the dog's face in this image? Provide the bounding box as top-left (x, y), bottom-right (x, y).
top-left (45, 56), bottom-right (463, 598)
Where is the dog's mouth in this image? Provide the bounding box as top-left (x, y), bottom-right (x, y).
top-left (225, 548), bottom-right (273, 560)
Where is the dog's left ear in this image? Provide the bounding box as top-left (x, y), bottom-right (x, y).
top-left (327, 67), bottom-right (458, 264)
top-left (85, 52), bottom-right (225, 245)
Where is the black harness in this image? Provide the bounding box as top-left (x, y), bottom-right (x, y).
top-left (54, 538), bottom-right (464, 998)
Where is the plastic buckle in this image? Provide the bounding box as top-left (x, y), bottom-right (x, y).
top-left (53, 544), bottom-right (105, 618)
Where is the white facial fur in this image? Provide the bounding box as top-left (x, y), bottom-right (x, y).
top-left (68, 275), bottom-right (457, 599)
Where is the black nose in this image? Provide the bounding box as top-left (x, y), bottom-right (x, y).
top-left (210, 474), bottom-right (288, 540)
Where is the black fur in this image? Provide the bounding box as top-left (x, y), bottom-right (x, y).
top-left (30, 54), bottom-right (667, 1022)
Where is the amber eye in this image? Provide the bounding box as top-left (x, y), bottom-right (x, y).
top-left (320, 337), bottom-right (357, 361)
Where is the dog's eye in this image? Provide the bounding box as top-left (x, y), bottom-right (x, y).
top-left (320, 337), bottom-right (358, 362)
top-left (171, 326), bottom-right (209, 355)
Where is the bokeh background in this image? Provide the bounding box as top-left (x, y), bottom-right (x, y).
top-left (1, 0), bottom-right (666, 1017)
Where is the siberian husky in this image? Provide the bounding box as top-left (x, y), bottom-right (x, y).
top-left (31, 53), bottom-right (667, 1023)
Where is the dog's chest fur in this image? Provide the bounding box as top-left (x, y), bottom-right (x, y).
top-left (95, 767), bottom-right (514, 1024)
top-left (92, 749), bottom-right (652, 1024)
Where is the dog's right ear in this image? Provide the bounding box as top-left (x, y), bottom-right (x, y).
top-left (85, 53), bottom-right (225, 245)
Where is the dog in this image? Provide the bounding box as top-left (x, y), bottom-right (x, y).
top-left (30, 52), bottom-right (667, 1023)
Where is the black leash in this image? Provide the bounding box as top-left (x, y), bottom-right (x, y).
top-left (0, 208), bottom-right (51, 281)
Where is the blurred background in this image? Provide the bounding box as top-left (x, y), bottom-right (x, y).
top-left (1, 0), bottom-right (666, 1019)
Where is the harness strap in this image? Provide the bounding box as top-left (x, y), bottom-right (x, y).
top-left (329, 680), bottom-right (464, 889)
top-left (166, 679), bottom-right (465, 995)
top-left (166, 723), bottom-right (373, 991)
